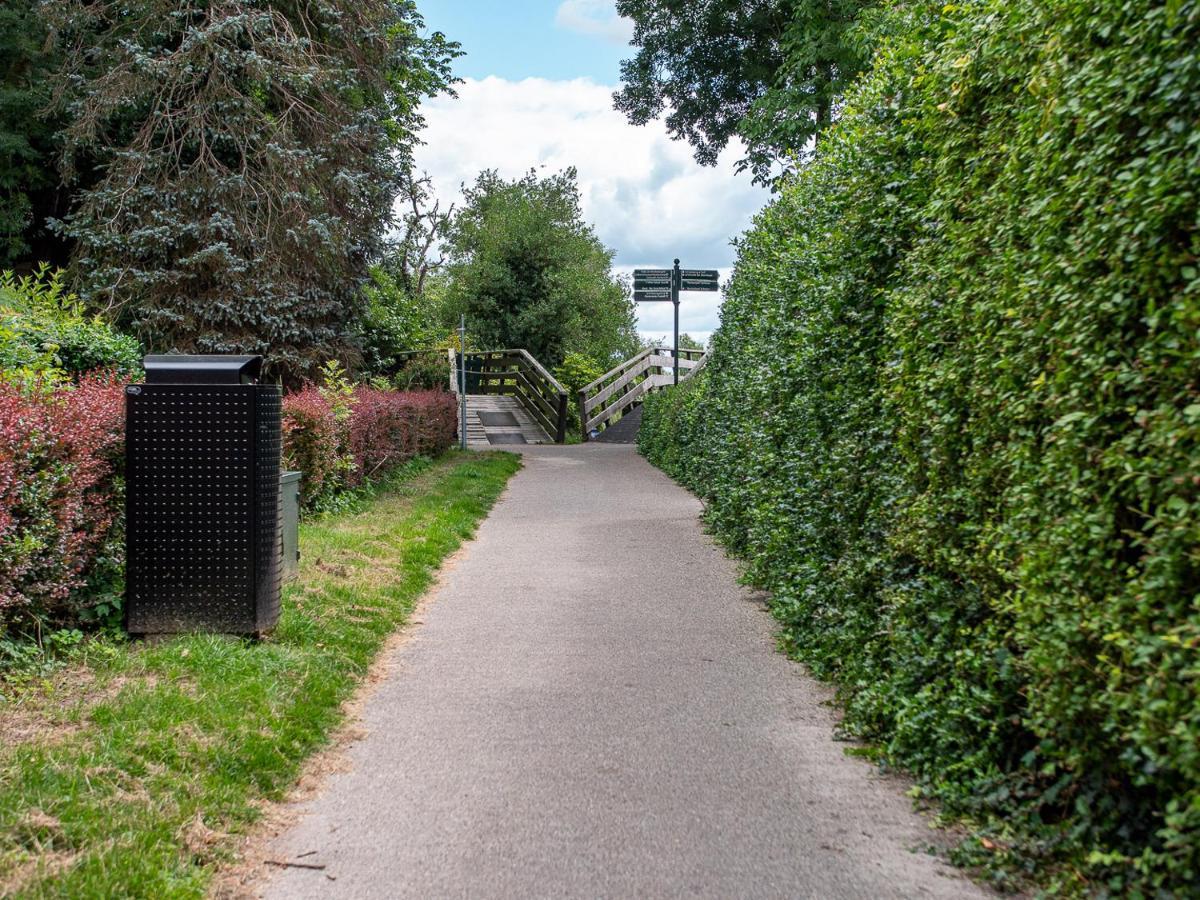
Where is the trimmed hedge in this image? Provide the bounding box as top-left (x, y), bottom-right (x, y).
top-left (282, 386), bottom-right (457, 509)
top-left (0, 374), bottom-right (127, 631)
top-left (348, 387), bottom-right (458, 486)
top-left (281, 386), bottom-right (350, 509)
top-left (641, 0), bottom-right (1199, 893)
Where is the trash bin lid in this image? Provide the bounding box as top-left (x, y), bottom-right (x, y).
top-left (144, 355), bottom-right (263, 385)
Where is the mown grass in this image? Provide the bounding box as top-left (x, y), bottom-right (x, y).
top-left (0, 450), bottom-right (521, 898)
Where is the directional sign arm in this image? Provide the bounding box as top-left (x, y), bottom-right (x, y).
top-left (633, 287), bottom-right (673, 302)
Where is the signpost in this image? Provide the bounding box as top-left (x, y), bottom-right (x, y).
top-left (680, 270), bottom-right (720, 292)
top-left (633, 270), bottom-right (671, 284)
top-left (632, 259), bottom-right (721, 385)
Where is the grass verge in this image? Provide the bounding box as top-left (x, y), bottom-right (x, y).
top-left (0, 450), bottom-right (521, 898)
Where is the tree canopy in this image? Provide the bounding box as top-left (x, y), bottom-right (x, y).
top-left (443, 168), bottom-right (638, 368)
top-left (46, 0), bottom-right (458, 380)
top-left (614, 0), bottom-right (873, 186)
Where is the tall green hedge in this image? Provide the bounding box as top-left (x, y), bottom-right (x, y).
top-left (640, 0), bottom-right (1200, 892)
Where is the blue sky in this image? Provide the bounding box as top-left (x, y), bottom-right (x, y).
top-left (413, 1), bottom-right (768, 342)
top-left (420, 0), bottom-right (630, 82)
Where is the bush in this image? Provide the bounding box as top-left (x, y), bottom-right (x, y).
top-left (394, 351), bottom-right (451, 391)
top-left (0, 267), bottom-right (142, 383)
top-left (640, 0), bottom-right (1200, 892)
top-left (357, 267), bottom-right (448, 378)
top-left (283, 385), bottom-right (457, 509)
top-left (554, 351), bottom-right (605, 396)
top-left (348, 388), bottom-right (457, 486)
top-left (0, 373), bottom-right (127, 636)
top-left (281, 386), bottom-right (351, 509)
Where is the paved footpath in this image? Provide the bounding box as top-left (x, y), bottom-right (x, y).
top-left (263, 444), bottom-right (991, 899)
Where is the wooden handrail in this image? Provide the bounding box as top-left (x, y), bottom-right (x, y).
top-left (680, 352), bottom-right (709, 382)
top-left (511, 349), bottom-right (569, 395)
top-left (456, 348), bottom-right (569, 443)
top-left (577, 346), bottom-right (706, 440)
top-left (579, 347), bottom-right (656, 396)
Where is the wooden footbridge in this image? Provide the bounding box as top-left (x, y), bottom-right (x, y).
top-left (410, 346), bottom-right (707, 447)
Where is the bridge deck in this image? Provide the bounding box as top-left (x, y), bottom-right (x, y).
top-left (462, 393), bottom-right (552, 447)
top-left (591, 404), bottom-right (643, 443)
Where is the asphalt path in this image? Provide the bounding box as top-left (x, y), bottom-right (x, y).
top-left (262, 444), bottom-right (991, 899)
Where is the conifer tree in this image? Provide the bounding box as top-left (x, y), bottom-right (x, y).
top-left (0, 0), bottom-right (65, 268)
top-left (49, 0), bottom-right (458, 379)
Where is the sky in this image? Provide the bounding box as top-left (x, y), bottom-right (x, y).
top-left (413, 0), bottom-right (769, 345)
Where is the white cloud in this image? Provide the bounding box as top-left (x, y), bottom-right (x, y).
top-left (554, 0), bottom-right (634, 44)
top-left (414, 76), bottom-right (767, 338)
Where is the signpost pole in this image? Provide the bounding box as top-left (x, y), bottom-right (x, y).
top-left (672, 258), bottom-right (681, 386)
top-left (458, 314), bottom-right (468, 451)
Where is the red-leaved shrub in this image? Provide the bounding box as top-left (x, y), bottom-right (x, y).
top-left (0, 377), bottom-right (455, 633)
top-left (0, 373), bottom-right (126, 631)
top-left (281, 386), bottom-right (350, 507)
top-left (348, 388), bottom-right (457, 487)
top-left (283, 387), bottom-right (456, 507)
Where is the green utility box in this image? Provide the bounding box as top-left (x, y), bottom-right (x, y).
top-left (281, 471), bottom-right (301, 581)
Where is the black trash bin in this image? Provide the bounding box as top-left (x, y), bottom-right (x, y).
top-left (125, 355), bottom-right (283, 635)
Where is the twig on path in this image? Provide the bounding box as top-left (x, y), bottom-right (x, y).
top-left (264, 860), bottom-right (327, 871)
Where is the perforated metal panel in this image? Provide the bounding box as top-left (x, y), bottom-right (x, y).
top-left (254, 388), bottom-right (283, 626)
top-left (125, 383), bottom-right (282, 635)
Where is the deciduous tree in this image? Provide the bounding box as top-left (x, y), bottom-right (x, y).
top-left (444, 168), bottom-right (638, 368)
top-left (614, 0), bottom-right (873, 185)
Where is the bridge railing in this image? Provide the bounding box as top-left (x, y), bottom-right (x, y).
top-left (455, 348), bottom-right (570, 443)
top-left (578, 347), bottom-right (705, 440)
top-left (680, 351), bottom-right (708, 382)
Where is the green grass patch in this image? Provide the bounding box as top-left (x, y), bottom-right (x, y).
top-left (0, 450), bottom-right (520, 898)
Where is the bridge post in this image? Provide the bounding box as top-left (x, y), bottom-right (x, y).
top-left (555, 393), bottom-right (569, 443)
